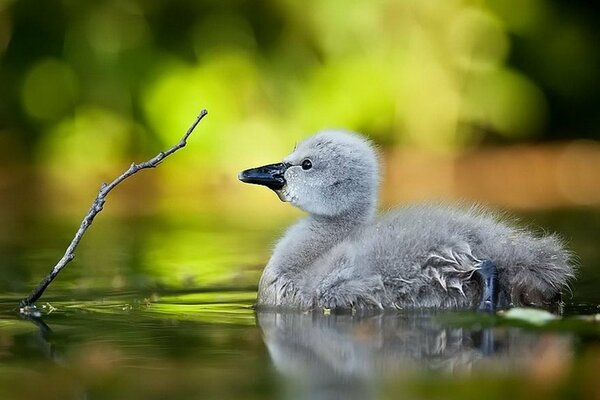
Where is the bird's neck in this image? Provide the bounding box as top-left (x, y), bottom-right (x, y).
top-left (258, 209), bottom-right (372, 301)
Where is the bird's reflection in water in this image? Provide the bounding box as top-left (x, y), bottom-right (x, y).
top-left (256, 311), bottom-right (571, 400)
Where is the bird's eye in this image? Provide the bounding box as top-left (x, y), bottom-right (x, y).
top-left (301, 159), bottom-right (312, 170)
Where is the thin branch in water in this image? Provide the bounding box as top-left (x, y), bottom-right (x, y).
top-left (19, 109), bottom-right (208, 313)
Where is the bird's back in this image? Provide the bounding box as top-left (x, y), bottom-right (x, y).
top-left (312, 204), bottom-right (573, 310)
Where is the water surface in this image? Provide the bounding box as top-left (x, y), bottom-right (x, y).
top-left (0, 209), bottom-right (598, 399)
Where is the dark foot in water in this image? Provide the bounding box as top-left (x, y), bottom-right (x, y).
top-left (472, 327), bottom-right (496, 355)
top-left (476, 260), bottom-right (499, 313)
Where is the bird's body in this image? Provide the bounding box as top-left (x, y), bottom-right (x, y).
top-left (240, 131), bottom-right (574, 312)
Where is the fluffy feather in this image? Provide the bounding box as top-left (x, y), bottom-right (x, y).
top-left (249, 130), bottom-right (575, 311)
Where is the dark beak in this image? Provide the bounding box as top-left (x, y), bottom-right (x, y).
top-left (238, 162), bottom-right (290, 190)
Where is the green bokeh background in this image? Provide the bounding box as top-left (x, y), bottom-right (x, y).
top-left (1, 0), bottom-right (598, 167)
top-left (0, 0), bottom-right (599, 294)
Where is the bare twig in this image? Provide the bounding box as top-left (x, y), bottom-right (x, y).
top-left (19, 109), bottom-right (208, 312)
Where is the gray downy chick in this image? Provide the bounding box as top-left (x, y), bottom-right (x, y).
top-left (239, 130), bottom-right (575, 312)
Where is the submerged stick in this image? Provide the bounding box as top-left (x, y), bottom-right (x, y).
top-left (20, 109), bottom-right (208, 311)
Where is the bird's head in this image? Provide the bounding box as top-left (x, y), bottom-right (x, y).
top-left (239, 130), bottom-right (379, 218)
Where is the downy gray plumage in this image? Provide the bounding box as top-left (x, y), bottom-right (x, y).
top-left (239, 130), bottom-right (575, 311)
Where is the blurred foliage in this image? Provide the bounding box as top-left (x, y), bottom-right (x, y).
top-left (0, 0), bottom-right (599, 173)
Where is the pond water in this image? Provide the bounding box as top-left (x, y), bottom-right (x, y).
top-left (0, 209), bottom-right (599, 399)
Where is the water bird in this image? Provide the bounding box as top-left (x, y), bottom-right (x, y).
top-left (239, 131), bottom-right (574, 312)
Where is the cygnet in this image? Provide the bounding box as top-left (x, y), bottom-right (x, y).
top-left (239, 130), bottom-right (574, 312)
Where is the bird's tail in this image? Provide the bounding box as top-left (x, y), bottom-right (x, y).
top-left (497, 233), bottom-right (575, 309)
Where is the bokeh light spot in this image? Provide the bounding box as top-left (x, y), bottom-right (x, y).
top-left (86, 2), bottom-right (149, 59)
top-left (143, 51), bottom-right (263, 162)
top-left (556, 141), bottom-right (600, 205)
top-left (37, 106), bottom-right (141, 179)
top-left (448, 7), bottom-right (509, 71)
top-left (462, 69), bottom-right (547, 138)
top-left (21, 58), bottom-right (78, 121)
